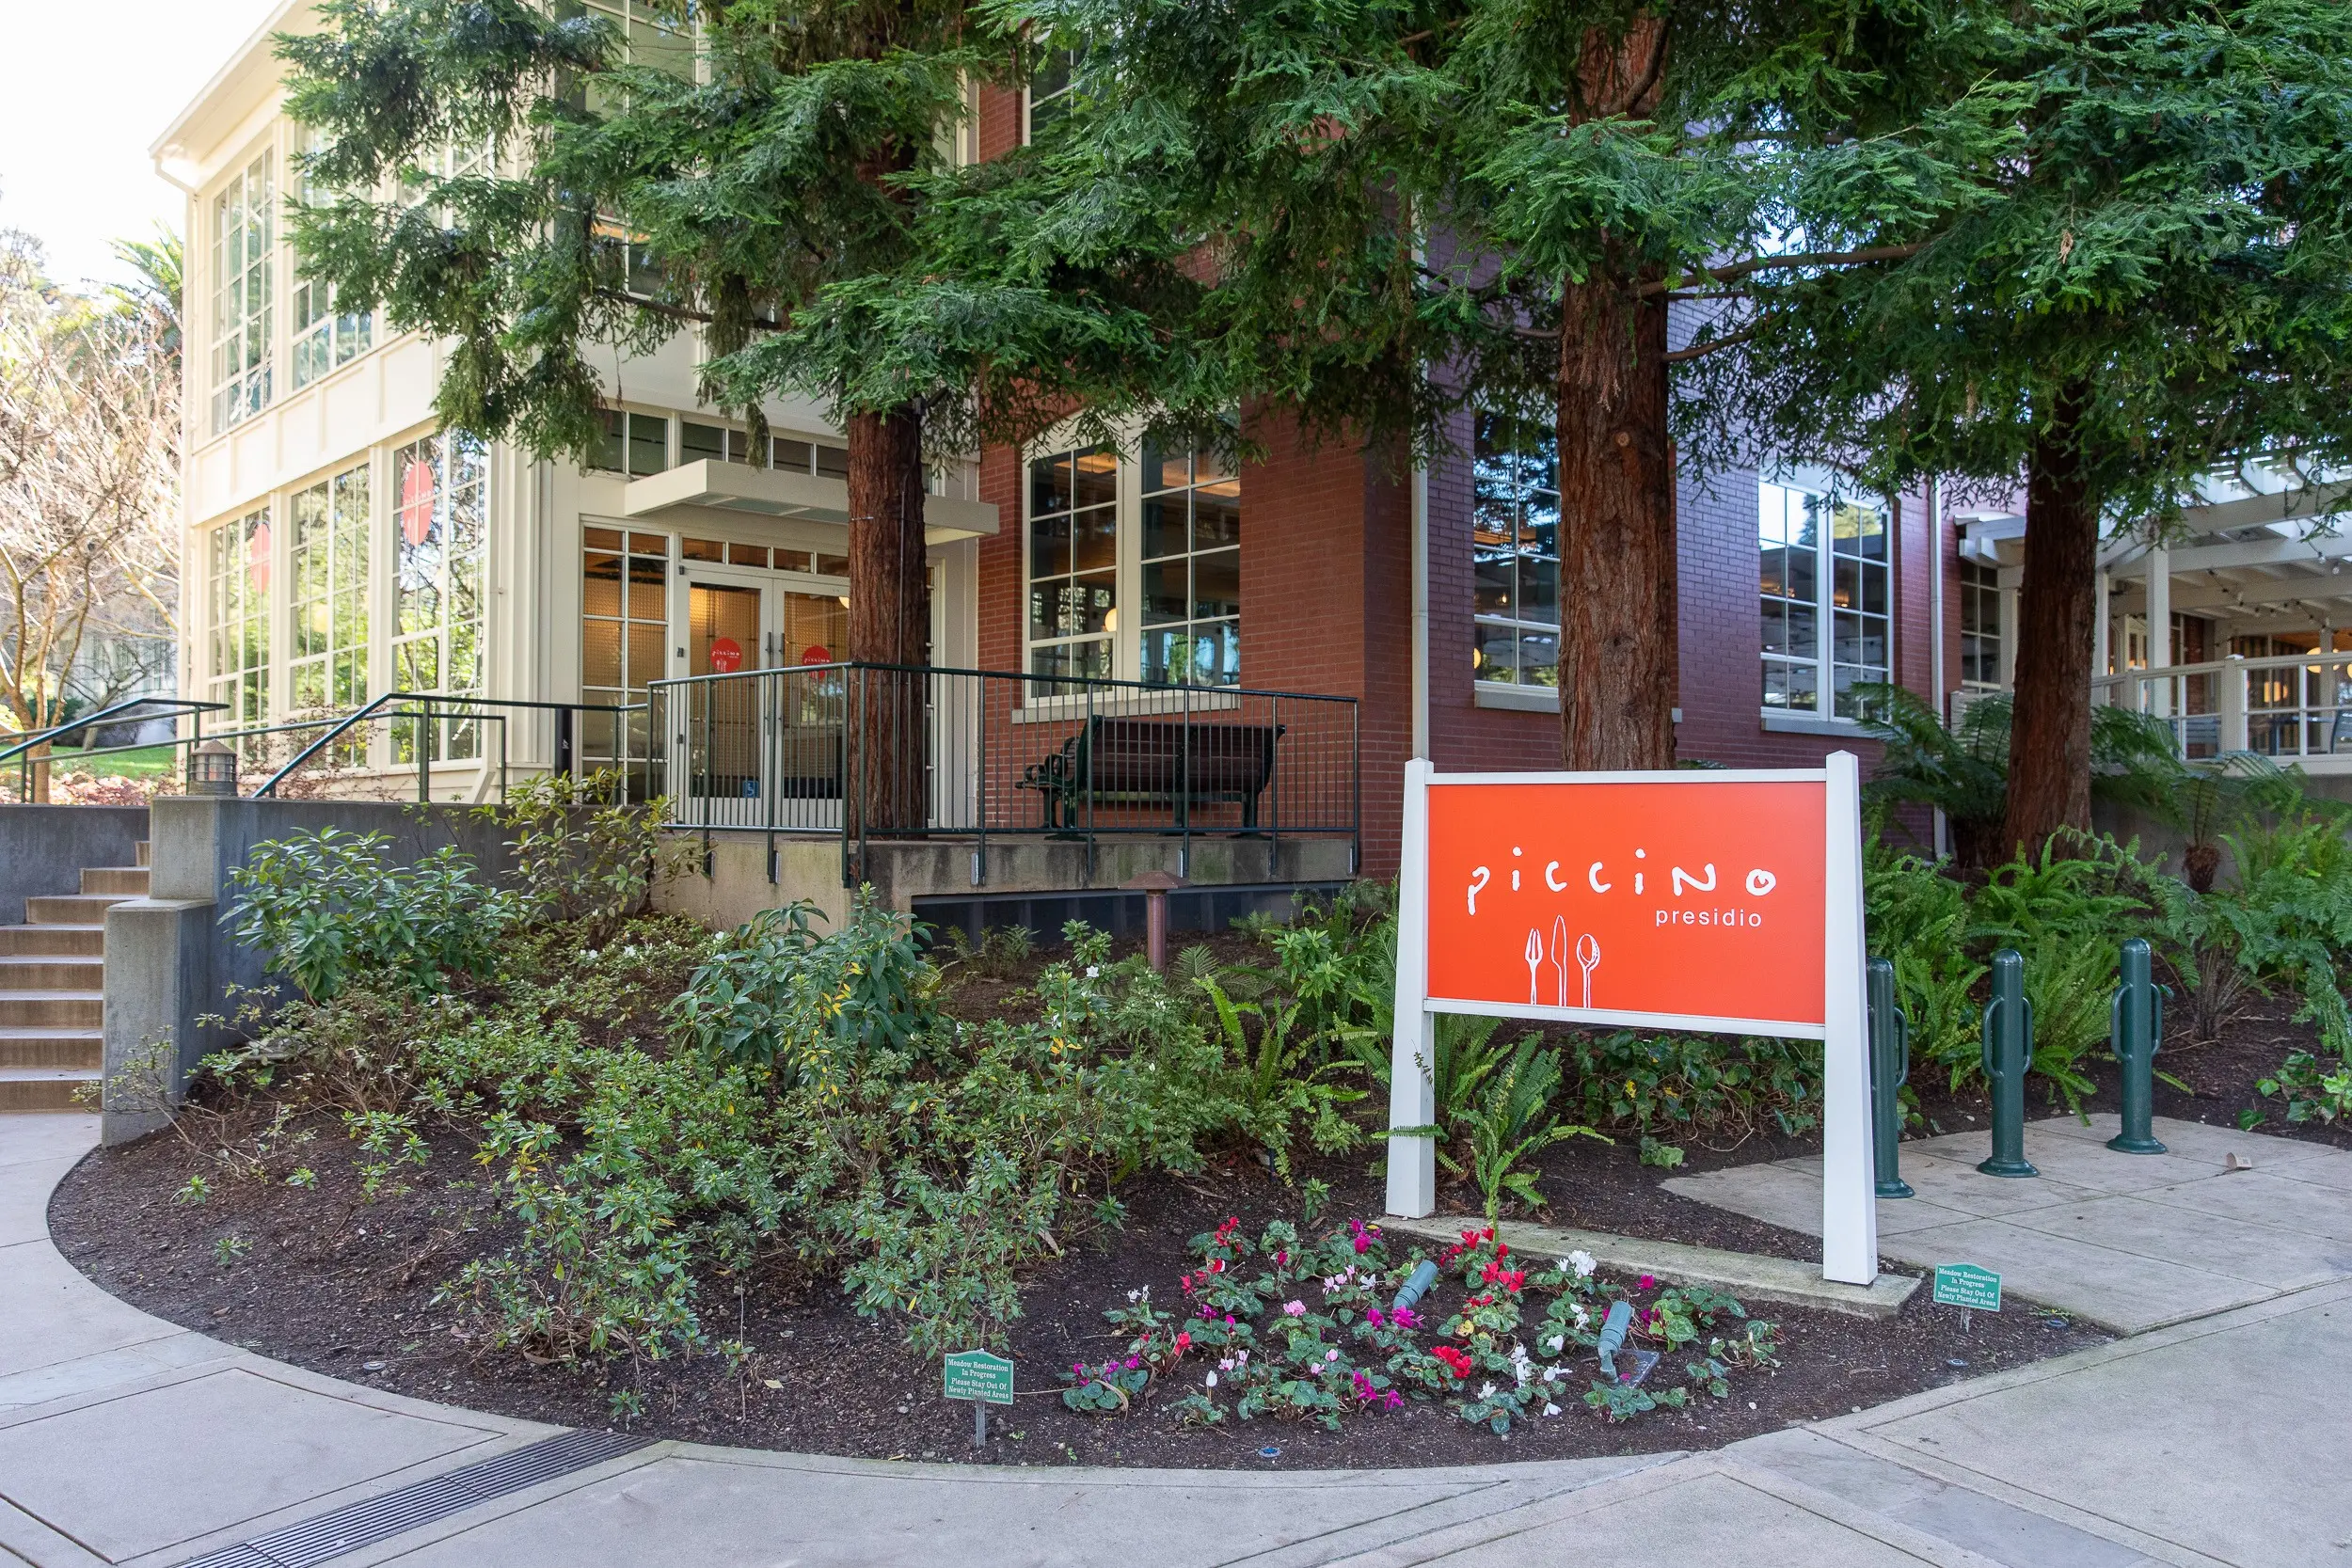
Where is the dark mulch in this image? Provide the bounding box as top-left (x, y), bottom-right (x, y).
top-left (50, 927), bottom-right (2331, 1471)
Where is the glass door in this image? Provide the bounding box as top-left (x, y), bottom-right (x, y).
top-left (675, 569), bottom-right (776, 819)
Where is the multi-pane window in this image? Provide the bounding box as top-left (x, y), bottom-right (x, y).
top-left (1760, 480), bottom-right (1889, 719)
top-left (1959, 560), bottom-right (2002, 689)
top-left (291, 129), bottom-right (373, 388)
top-left (1025, 45), bottom-right (1082, 141)
top-left (1471, 410), bottom-right (1561, 688)
top-left (1139, 438), bottom-right (1241, 685)
top-left (582, 527), bottom-right (668, 785)
top-left (678, 420), bottom-right (850, 478)
top-left (289, 463), bottom-right (370, 716)
top-left (207, 509), bottom-right (272, 728)
top-left (209, 153), bottom-right (274, 435)
top-left (577, 0), bottom-right (695, 78)
top-left (391, 433), bottom-right (488, 759)
top-left (591, 408), bottom-right (674, 476)
top-left (1026, 443), bottom-right (1119, 683)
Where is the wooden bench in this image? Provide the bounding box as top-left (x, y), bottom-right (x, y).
top-left (1018, 716), bottom-right (1283, 832)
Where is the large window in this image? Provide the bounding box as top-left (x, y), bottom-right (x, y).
top-left (1139, 438), bottom-right (1241, 685)
top-left (581, 527), bottom-right (668, 784)
top-left (1472, 410), bottom-right (1561, 688)
top-left (577, 0), bottom-right (695, 77)
top-left (1959, 559), bottom-right (2002, 690)
top-left (1760, 480), bottom-right (1889, 719)
top-left (1026, 443), bottom-right (1120, 683)
top-left (209, 152), bottom-right (274, 435)
top-left (1025, 45), bottom-right (1082, 141)
top-left (207, 508), bottom-right (272, 728)
top-left (289, 463), bottom-right (370, 716)
top-left (391, 433), bottom-right (488, 759)
top-left (291, 129), bottom-right (373, 388)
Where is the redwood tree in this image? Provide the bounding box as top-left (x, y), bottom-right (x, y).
top-left (283, 0), bottom-right (980, 833)
top-left (975, 0), bottom-right (2005, 768)
top-left (1725, 0), bottom-right (2352, 856)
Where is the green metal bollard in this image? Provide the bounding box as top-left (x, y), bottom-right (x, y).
top-left (1978, 948), bottom-right (2039, 1179)
top-left (1867, 957), bottom-right (1914, 1197)
top-left (2107, 937), bottom-right (2168, 1154)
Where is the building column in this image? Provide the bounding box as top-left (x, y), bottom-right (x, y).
top-left (2146, 545), bottom-right (2171, 718)
top-left (2092, 569), bottom-right (2110, 700)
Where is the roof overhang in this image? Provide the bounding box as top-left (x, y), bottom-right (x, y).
top-left (1956, 512), bottom-right (2026, 567)
top-left (620, 460), bottom-right (998, 543)
top-left (151, 0), bottom-right (314, 191)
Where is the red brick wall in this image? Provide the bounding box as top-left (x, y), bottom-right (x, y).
top-left (961, 78), bottom-right (1959, 871)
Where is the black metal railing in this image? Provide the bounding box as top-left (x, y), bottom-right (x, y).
top-left (252, 692), bottom-right (641, 802)
top-left (647, 662), bottom-right (1360, 885)
top-left (3, 697), bottom-right (230, 802)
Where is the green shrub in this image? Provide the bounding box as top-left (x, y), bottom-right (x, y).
top-left (670, 893), bottom-right (939, 1089)
top-left (478, 768), bottom-right (690, 942)
top-left (224, 828), bottom-right (516, 1001)
top-left (1562, 1030), bottom-right (1820, 1143)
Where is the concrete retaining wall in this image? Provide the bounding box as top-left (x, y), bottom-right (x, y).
top-left (0, 805), bottom-right (148, 925)
top-left (650, 830), bottom-right (1358, 933)
top-left (101, 798), bottom-right (516, 1145)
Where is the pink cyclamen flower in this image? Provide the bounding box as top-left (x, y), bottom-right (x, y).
top-left (1639, 1275), bottom-right (1657, 1291)
top-left (1283, 1300), bottom-right (1307, 1317)
top-left (1353, 1235), bottom-right (1371, 1254)
top-left (1325, 1349), bottom-right (1340, 1362)
top-left (1391, 1307), bottom-right (1420, 1330)
top-left (1365, 1307), bottom-right (1386, 1327)
top-left (1276, 1250), bottom-right (1290, 1267)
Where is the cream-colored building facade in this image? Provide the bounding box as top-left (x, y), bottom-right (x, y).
top-left (154, 2), bottom-right (996, 800)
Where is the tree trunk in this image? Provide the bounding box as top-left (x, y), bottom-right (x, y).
top-left (2001, 382), bottom-right (2097, 861)
top-left (1556, 276), bottom-right (1677, 769)
top-left (1554, 16), bottom-right (1677, 770)
top-left (845, 402), bottom-right (930, 849)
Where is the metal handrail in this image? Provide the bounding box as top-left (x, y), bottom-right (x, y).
top-left (1, 696), bottom-right (228, 764)
top-left (251, 691), bottom-right (642, 799)
top-left (5, 696), bottom-right (230, 802)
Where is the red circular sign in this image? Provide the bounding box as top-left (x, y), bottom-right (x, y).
top-left (399, 458), bottom-right (437, 547)
top-left (802, 644), bottom-right (832, 666)
top-left (708, 637), bottom-right (744, 673)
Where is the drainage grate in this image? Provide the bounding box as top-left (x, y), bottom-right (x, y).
top-left (176, 1428), bottom-right (653, 1568)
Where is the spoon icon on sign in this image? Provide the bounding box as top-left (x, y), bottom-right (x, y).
top-left (1577, 933), bottom-right (1601, 1009)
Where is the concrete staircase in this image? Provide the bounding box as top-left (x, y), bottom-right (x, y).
top-left (0, 843), bottom-right (145, 1112)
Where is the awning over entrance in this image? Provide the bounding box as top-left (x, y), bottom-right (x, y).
top-left (622, 459), bottom-right (999, 544)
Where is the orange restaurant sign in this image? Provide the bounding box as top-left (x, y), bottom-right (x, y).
top-left (1385, 756), bottom-right (1879, 1285)
top-left (1425, 776), bottom-right (1827, 1034)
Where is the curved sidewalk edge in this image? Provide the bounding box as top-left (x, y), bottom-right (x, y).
top-left (2, 1112), bottom-right (2343, 1567)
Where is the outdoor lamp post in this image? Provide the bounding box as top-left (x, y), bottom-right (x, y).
top-left (190, 740), bottom-right (239, 798)
top-left (1122, 869), bottom-right (1184, 973)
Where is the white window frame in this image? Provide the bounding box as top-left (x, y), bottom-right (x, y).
top-left (205, 505), bottom-right (274, 731)
top-left (1760, 476), bottom-right (1893, 723)
top-left (1023, 44), bottom-right (1082, 144)
top-left (287, 460), bottom-right (373, 718)
top-left (209, 150), bottom-right (276, 436)
top-left (289, 128), bottom-right (374, 390)
top-left (1020, 427), bottom-right (1246, 694)
top-left (1958, 558), bottom-right (2005, 692)
top-left (1470, 407), bottom-right (1561, 693)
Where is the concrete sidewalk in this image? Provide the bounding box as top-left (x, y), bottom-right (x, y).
top-left (2, 1113), bottom-right (2344, 1568)
top-left (1664, 1113), bottom-right (2352, 1333)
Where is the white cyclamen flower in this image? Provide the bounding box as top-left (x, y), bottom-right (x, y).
top-left (1086, 965), bottom-right (1100, 978)
top-left (1206, 1371), bottom-right (1218, 1387)
top-left (1479, 1382), bottom-right (1497, 1401)
top-left (1543, 1402), bottom-right (1563, 1418)
top-left (1567, 1250), bottom-right (1597, 1278)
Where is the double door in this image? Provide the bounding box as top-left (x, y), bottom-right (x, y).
top-left (672, 566), bottom-right (849, 821)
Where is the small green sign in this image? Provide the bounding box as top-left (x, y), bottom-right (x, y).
top-left (943, 1349), bottom-right (1015, 1406)
top-left (1933, 1262), bottom-right (2002, 1312)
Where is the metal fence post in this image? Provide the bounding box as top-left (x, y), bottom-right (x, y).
top-left (1979, 948), bottom-right (2038, 1178)
top-left (1867, 957), bottom-right (1913, 1197)
top-left (2108, 937), bottom-right (2168, 1153)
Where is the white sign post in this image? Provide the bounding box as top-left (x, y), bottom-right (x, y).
top-left (1385, 752), bottom-right (1877, 1287)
